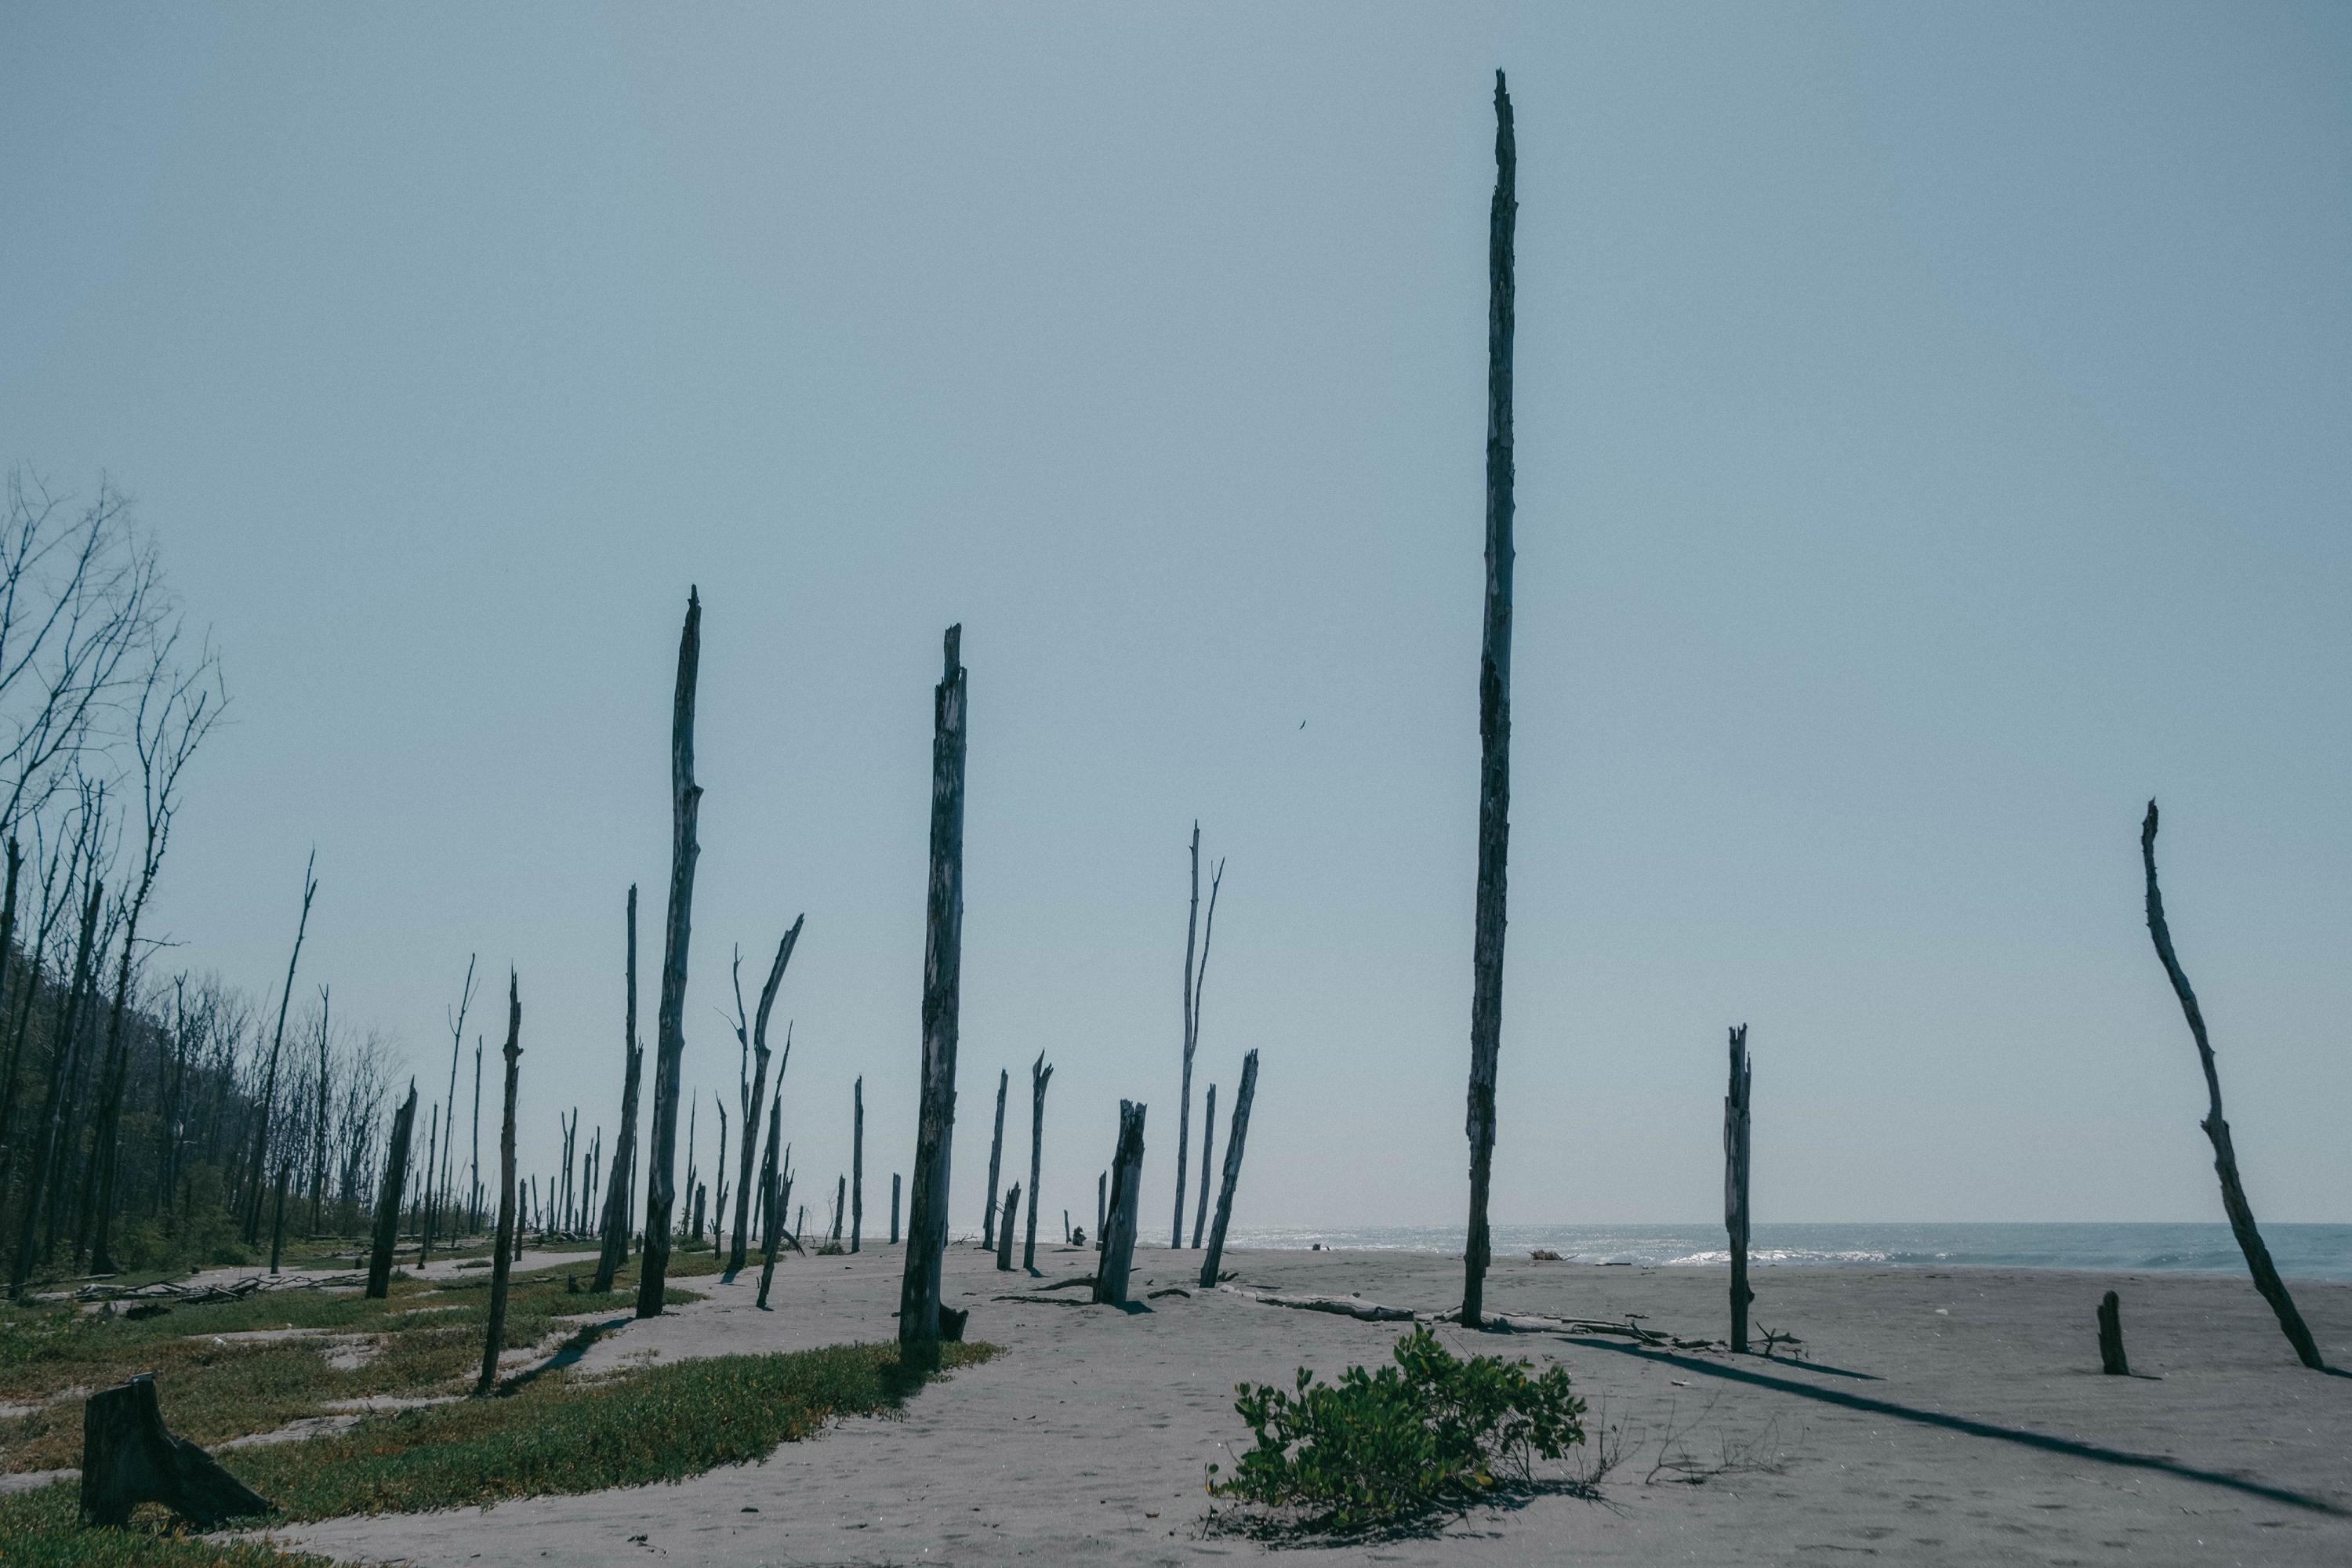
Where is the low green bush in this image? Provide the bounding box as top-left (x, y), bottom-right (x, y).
top-left (1209, 1325), bottom-right (1584, 1533)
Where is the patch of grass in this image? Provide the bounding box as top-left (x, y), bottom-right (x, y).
top-left (0, 1264), bottom-right (699, 1473)
top-left (1208, 1325), bottom-right (1584, 1536)
top-left (234, 1338), bottom-right (996, 1518)
top-left (0, 1485), bottom-right (320, 1566)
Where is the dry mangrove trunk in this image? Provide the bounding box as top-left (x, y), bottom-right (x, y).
top-left (898, 626), bottom-right (967, 1356)
top-left (1198, 1049), bottom-right (1259, 1290)
top-left (1462, 70), bottom-right (1516, 1332)
top-left (2140, 800), bottom-right (2321, 1368)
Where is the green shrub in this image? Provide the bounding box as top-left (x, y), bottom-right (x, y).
top-left (1209, 1326), bottom-right (1584, 1533)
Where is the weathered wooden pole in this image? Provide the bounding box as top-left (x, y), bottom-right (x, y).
top-left (995, 1184), bottom-right (1021, 1271)
top-left (477, 974), bottom-right (522, 1396)
top-left (851, 1076), bottom-right (865, 1253)
top-left (1189, 1082), bottom-right (1216, 1247)
top-left (982, 1067), bottom-right (1008, 1250)
top-left (891, 1172), bottom-right (901, 1244)
top-left (1024, 1052), bottom-right (1051, 1272)
top-left (1094, 1102), bottom-right (1147, 1305)
top-left (898, 626), bottom-right (967, 1359)
top-left (637, 590), bottom-right (704, 1320)
top-left (593, 884), bottom-right (641, 1291)
top-left (365, 1083), bottom-right (418, 1299)
top-left (1198, 1049), bottom-right (1259, 1290)
top-left (1724, 1024), bottom-right (1753, 1353)
top-left (2140, 801), bottom-right (2322, 1368)
top-left (1462, 69), bottom-right (1517, 1333)
top-left (2097, 1290), bottom-right (2129, 1376)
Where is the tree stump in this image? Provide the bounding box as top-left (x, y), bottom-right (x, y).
top-left (995, 1184), bottom-right (1021, 1271)
top-left (2098, 1290), bottom-right (2129, 1376)
top-left (81, 1374), bottom-right (270, 1529)
top-left (1094, 1102), bottom-right (1147, 1306)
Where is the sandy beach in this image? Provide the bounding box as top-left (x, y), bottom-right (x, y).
top-left (260, 1243), bottom-right (2352, 1566)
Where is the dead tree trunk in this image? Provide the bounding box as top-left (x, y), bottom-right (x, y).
top-left (81, 1375), bottom-right (270, 1529)
top-left (891, 1172), bottom-right (901, 1244)
top-left (9, 880), bottom-right (103, 1298)
top-left (1463, 70), bottom-right (1517, 1333)
top-left (1189, 1082), bottom-right (1215, 1247)
top-left (829, 1174), bottom-right (844, 1243)
top-left (754, 1095), bottom-right (784, 1308)
top-left (637, 590), bottom-right (704, 1320)
top-left (1724, 1024), bottom-right (1752, 1353)
top-left (268, 1160), bottom-right (290, 1276)
top-left (595, 886), bottom-right (643, 1293)
top-left (996, 1183), bottom-right (1021, 1271)
top-left (728, 920), bottom-right (801, 1273)
top-left (851, 1076), bottom-right (865, 1252)
top-left (477, 974), bottom-right (523, 1396)
top-left (982, 1066), bottom-right (1007, 1250)
top-left (367, 1083), bottom-right (419, 1299)
top-left (1094, 1102), bottom-right (1146, 1305)
top-left (417, 1104), bottom-right (439, 1265)
top-left (1096, 1170), bottom-right (1105, 1250)
top-left (2098, 1290), bottom-right (2129, 1375)
top-left (2140, 800), bottom-right (2322, 1368)
top-left (1171, 829), bottom-right (1223, 1247)
top-left (898, 625), bottom-right (967, 1357)
top-left (1199, 1049), bottom-right (1259, 1290)
top-left (244, 853), bottom-right (318, 1243)
top-left (1024, 1053), bottom-right (1051, 1272)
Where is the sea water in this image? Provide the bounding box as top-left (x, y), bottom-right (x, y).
top-left (1222, 1222), bottom-right (2352, 1282)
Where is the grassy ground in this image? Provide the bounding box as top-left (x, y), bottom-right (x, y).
top-left (0, 1254), bottom-right (709, 1473)
top-left (0, 1338), bottom-right (993, 1565)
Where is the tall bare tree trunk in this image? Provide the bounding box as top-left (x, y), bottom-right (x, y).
top-left (2140, 802), bottom-right (2322, 1368)
top-left (477, 975), bottom-right (522, 1395)
top-left (1462, 71), bottom-right (1517, 1330)
top-left (594, 886), bottom-right (642, 1293)
top-left (851, 1076), bottom-right (865, 1252)
top-left (308, 989), bottom-right (330, 1235)
top-left (245, 852), bottom-right (318, 1243)
top-left (1198, 1049), bottom-right (1259, 1290)
top-left (1723, 1025), bottom-right (1752, 1352)
top-left (898, 626), bottom-right (967, 1358)
top-left (1171, 831), bottom-right (1222, 1249)
top-left (1024, 1053), bottom-right (1051, 1272)
top-left (728, 920), bottom-right (800, 1272)
top-left (982, 1067), bottom-right (1007, 1250)
top-left (637, 590), bottom-right (704, 1320)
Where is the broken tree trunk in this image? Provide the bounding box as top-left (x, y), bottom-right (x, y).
top-left (996, 1184), bottom-right (1021, 1271)
top-left (1093, 1101), bottom-right (1146, 1306)
top-left (1199, 1049), bottom-right (1259, 1290)
top-left (898, 626), bottom-right (967, 1358)
top-left (637, 590), bottom-right (704, 1321)
top-left (477, 974), bottom-right (523, 1396)
top-left (1725, 1023), bottom-right (1753, 1353)
top-left (1096, 1171), bottom-right (1106, 1250)
top-left (728, 921), bottom-right (799, 1276)
top-left (891, 1172), bottom-right (901, 1245)
top-left (81, 1374), bottom-right (270, 1529)
top-left (367, 1083), bottom-right (419, 1299)
top-left (754, 1095), bottom-right (783, 1308)
top-left (829, 1174), bottom-right (844, 1243)
top-left (2098, 1290), bottom-right (2129, 1376)
top-left (1189, 1082), bottom-right (1215, 1248)
top-left (1463, 69), bottom-right (1517, 1333)
top-left (982, 1066), bottom-right (1007, 1250)
top-left (268, 1161), bottom-right (290, 1276)
top-left (2140, 800), bottom-right (2322, 1369)
top-left (1025, 1053), bottom-right (1051, 1272)
top-left (1171, 830), bottom-right (1223, 1248)
top-left (851, 1076), bottom-right (864, 1253)
top-left (594, 886), bottom-right (641, 1293)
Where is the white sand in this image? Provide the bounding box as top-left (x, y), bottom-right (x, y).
top-left (256, 1243), bottom-right (2352, 1565)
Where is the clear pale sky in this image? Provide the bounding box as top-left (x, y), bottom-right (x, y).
top-left (3, 3), bottom-right (2346, 1232)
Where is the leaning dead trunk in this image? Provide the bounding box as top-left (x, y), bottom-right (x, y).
top-left (1462, 70), bottom-right (1517, 1332)
top-left (1199, 1050), bottom-right (1259, 1290)
top-left (477, 975), bottom-right (523, 1395)
top-left (982, 1067), bottom-right (1007, 1250)
top-left (2140, 801), bottom-right (2321, 1369)
top-left (898, 626), bottom-right (967, 1356)
top-left (1189, 1082), bottom-right (1216, 1247)
top-left (1094, 1101), bottom-right (1146, 1306)
top-left (1723, 1024), bottom-right (1752, 1353)
top-left (367, 1083), bottom-right (419, 1299)
top-left (637, 590), bottom-right (705, 1320)
top-left (1024, 1053), bottom-right (1052, 1272)
top-left (244, 855), bottom-right (319, 1243)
